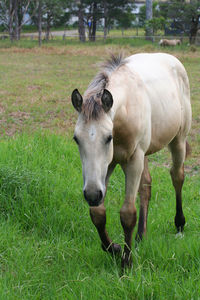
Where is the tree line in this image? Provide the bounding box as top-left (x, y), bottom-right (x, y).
top-left (0, 0), bottom-right (199, 44)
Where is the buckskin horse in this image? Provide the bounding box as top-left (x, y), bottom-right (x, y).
top-left (159, 39), bottom-right (181, 46)
top-left (71, 53), bottom-right (192, 269)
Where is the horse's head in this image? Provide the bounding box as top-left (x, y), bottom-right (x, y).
top-left (71, 88), bottom-right (114, 207)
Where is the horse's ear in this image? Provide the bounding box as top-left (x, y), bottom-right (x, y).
top-left (71, 89), bottom-right (83, 113)
top-left (101, 89), bottom-right (113, 113)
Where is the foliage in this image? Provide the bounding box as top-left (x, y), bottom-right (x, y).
top-left (112, 6), bottom-right (136, 29)
top-left (0, 0), bottom-right (33, 40)
top-left (29, 0), bottom-right (71, 38)
top-left (138, 0), bottom-right (200, 43)
top-left (138, 2), bottom-right (160, 26)
top-left (159, 0), bottom-right (200, 43)
top-left (72, 0), bottom-right (136, 41)
top-left (102, 0), bottom-right (135, 28)
top-left (145, 16), bottom-right (167, 35)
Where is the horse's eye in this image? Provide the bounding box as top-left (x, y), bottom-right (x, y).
top-left (105, 135), bottom-right (112, 144)
top-left (73, 135), bottom-right (79, 145)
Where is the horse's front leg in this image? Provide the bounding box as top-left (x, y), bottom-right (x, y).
top-left (90, 204), bottom-right (121, 255)
top-left (89, 162), bottom-right (121, 255)
top-left (121, 148), bottom-right (144, 269)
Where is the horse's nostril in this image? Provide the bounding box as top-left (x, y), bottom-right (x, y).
top-left (83, 189), bottom-right (103, 205)
top-left (98, 190), bottom-right (103, 201)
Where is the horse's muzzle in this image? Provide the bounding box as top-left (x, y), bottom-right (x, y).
top-left (83, 189), bottom-right (103, 207)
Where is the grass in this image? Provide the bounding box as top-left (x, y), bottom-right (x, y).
top-left (0, 31), bottom-right (195, 49)
top-left (0, 39), bottom-right (200, 299)
top-left (0, 133), bottom-right (199, 299)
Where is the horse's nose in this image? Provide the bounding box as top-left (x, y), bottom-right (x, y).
top-left (83, 189), bottom-right (103, 206)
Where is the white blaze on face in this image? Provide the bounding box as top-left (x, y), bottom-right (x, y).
top-left (88, 125), bottom-right (97, 142)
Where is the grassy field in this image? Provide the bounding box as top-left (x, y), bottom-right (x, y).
top-left (0, 39), bottom-right (200, 299)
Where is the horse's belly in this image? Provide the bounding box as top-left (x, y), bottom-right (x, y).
top-left (146, 103), bottom-right (181, 155)
top-left (146, 130), bottom-right (177, 155)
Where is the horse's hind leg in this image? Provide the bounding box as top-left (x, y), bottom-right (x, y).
top-left (90, 162), bottom-right (121, 255)
top-left (136, 157), bottom-right (152, 242)
top-left (169, 137), bottom-right (188, 232)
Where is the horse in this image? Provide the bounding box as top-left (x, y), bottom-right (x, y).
top-left (159, 39), bottom-right (181, 46)
top-left (71, 53), bottom-right (192, 269)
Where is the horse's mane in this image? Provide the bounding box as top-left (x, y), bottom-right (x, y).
top-left (82, 54), bottom-right (126, 121)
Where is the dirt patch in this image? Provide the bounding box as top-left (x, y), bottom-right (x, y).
top-left (0, 104), bottom-right (5, 114)
top-left (28, 85), bottom-right (41, 91)
top-left (9, 111), bottom-right (30, 120)
top-left (0, 111), bottom-right (31, 136)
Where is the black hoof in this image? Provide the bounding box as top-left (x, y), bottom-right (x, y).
top-left (121, 252), bottom-right (133, 270)
top-left (175, 214), bottom-right (185, 232)
top-left (101, 243), bottom-right (121, 256)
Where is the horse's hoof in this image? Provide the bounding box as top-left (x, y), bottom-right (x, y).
top-left (101, 243), bottom-right (121, 255)
top-left (121, 253), bottom-right (133, 270)
top-left (111, 243), bottom-right (122, 255)
top-left (175, 214), bottom-right (185, 232)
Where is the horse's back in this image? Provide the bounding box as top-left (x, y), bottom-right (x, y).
top-left (126, 53), bottom-right (191, 154)
top-left (127, 53), bottom-right (188, 89)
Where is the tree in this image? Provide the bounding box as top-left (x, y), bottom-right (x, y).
top-left (42, 0), bottom-right (67, 40)
top-left (145, 16), bottom-right (166, 35)
top-left (75, 0), bottom-right (86, 42)
top-left (72, 0), bottom-right (87, 42)
top-left (115, 7), bottom-right (136, 35)
top-left (138, 2), bottom-right (160, 27)
top-left (145, 0), bottom-right (153, 39)
top-left (190, 15), bottom-right (200, 44)
top-left (87, 1), bottom-right (98, 41)
top-left (102, 0), bottom-right (135, 40)
top-left (73, 0), bottom-right (101, 42)
top-left (0, 0), bottom-right (33, 41)
top-left (29, 0), bottom-right (69, 41)
top-left (102, 0), bottom-right (107, 40)
top-left (73, 0), bottom-right (135, 42)
top-left (38, 0), bottom-right (42, 46)
top-left (159, 0), bottom-right (200, 44)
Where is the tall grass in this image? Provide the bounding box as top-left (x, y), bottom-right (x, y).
top-left (0, 132), bottom-right (199, 299)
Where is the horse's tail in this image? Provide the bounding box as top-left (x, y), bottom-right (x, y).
top-left (185, 140), bottom-right (191, 159)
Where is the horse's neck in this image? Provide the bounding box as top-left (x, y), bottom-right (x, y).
top-left (109, 92), bottom-right (123, 122)
top-left (107, 65), bottom-right (134, 121)
top-left (108, 78), bottom-right (129, 121)
top-left (108, 83), bottom-right (128, 122)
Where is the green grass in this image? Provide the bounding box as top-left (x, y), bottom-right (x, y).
top-left (0, 133), bottom-right (199, 299)
top-left (0, 41), bottom-right (200, 299)
top-left (0, 32), bottom-right (195, 49)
